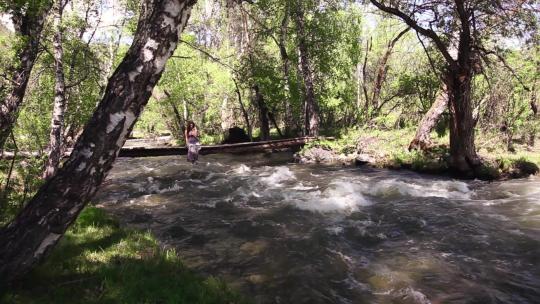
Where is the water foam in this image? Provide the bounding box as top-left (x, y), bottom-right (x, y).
top-left (260, 166), bottom-right (296, 186)
top-left (158, 182), bottom-right (183, 193)
top-left (232, 164), bottom-right (251, 174)
top-left (292, 181), bottom-right (370, 212)
top-left (365, 179), bottom-right (471, 200)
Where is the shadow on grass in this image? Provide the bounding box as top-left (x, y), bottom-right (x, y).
top-left (1, 207), bottom-right (248, 304)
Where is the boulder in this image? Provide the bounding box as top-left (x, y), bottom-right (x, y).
top-left (222, 126), bottom-right (251, 144)
top-left (295, 147), bottom-right (339, 164)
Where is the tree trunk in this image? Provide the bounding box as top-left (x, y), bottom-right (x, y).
top-left (278, 4), bottom-right (293, 136)
top-left (368, 0), bottom-right (482, 176)
top-left (170, 101), bottom-right (185, 135)
top-left (371, 28), bottom-right (409, 114)
top-left (409, 86), bottom-right (448, 151)
top-left (268, 111), bottom-right (283, 138)
top-left (446, 69), bottom-right (480, 174)
top-left (233, 78), bottom-right (252, 141)
top-left (43, 0), bottom-right (67, 179)
top-left (0, 0), bottom-right (197, 284)
top-left (252, 85), bottom-right (270, 141)
top-left (293, 3), bottom-right (319, 137)
top-left (159, 89), bottom-right (184, 139)
top-left (528, 63), bottom-right (538, 147)
top-left (0, 4), bottom-right (53, 148)
top-left (361, 38), bottom-right (371, 119)
top-left (220, 96), bottom-right (235, 135)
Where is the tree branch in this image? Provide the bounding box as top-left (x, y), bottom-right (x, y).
top-left (179, 40), bottom-right (238, 73)
top-left (478, 47), bottom-right (530, 91)
top-left (369, 0), bottom-right (455, 65)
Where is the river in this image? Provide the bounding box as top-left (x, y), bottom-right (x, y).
top-left (94, 153), bottom-right (540, 304)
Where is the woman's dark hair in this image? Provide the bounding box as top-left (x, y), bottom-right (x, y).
top-left (186, 121), bottom-right (196, 133)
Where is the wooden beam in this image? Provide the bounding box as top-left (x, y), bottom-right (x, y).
top-left (1, 137), bottom-right (318, 159)
top-left (118, 137), bottom-right (316, 157)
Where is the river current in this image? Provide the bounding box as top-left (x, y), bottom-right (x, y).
top-left (95, 153), bottom-right (540, 304)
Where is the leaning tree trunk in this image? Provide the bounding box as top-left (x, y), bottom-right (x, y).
top-left (293, 3), bottom-right (319, 137)
top-left (0, 0), bottom-right (197, 284)
top-left (371, 27), bottom-right (410, 113)
top-left (0, 4), bottom-right (53, 148)
top-left (165, 91), bottom-right (185, 136)
top-left (43, 0), bottom-right (67, 179)
top-left (233, 78), bottom-right (252, 141)
top-left (409, 86), bottom-right (448, 151)
top-left (446, 69), bottom-right (480, 174)
top-left (252, 85), bottom-right (270, 141)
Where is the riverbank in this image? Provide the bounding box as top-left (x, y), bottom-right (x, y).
top-left (296, 128), bottom-right (540, 180)
top-left (1, 207), bottom-right (247, 304)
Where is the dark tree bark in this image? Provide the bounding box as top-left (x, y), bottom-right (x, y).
top-left (446, 67), bottom-right (479, 173)
top-left (409, 86), bottom-right (448, 151)
top-left (0, 0), bottom-right (197, 284)
top-left (170, 101), bottom-right (185, 134)
top-left (154, 89), bottom-right (184, 139)
top-left (293, 2), bottom-right (319, 137)
top-left (446, 1), bottom-right (480, 173)
top-left (252, 84), bottom-right (270, 141)
top-left (164, 90), bottom-right (185, 134)
top-left (233, 78), bottom-right (252, 141)
top-left (370, 0), bottom-right (481, 175)
top-left (43, 0), bottom-right (67, 179)
top-left (268, 111), bottom-right (283, 138)
top-left (528, 60), bottom-right (539, 146)
top-left (0, 3), bottom-right (53, 148)
top-left (361, 38), bottom-right (371, 118)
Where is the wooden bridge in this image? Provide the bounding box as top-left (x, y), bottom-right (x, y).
top-left (1, 137), bottom-right (316, 159)
top-left (118, 137), bottom-right (315, 157)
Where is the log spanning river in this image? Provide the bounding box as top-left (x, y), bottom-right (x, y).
top-left (95, 153), bottom-right (540, 304)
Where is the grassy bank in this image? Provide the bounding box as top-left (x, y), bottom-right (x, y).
top-left (1, 207), bottom-right (247, 304)
top-left (300, 127), bottom-right (540, 180)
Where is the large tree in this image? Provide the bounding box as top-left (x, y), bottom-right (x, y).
top-left (0, 0), bottom-right (53, 148)
top-left (369, 0), bottom-right (538, 175)
top-left (293, 0), bottom-right (319, 136)
top-left (0, 0), bottom-right (197, 284)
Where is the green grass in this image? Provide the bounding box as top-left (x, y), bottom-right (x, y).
top-left (1, 207), bottom-right (247, 304)
top-left (301, 126), bottom-right (540, 179)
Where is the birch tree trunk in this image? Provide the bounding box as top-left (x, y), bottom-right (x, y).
top-left (43, 0), bottom-right (67, 179)
top-left (0, 3), bottom-right (53, 148)
top-left (0, 0), bottom-right (197, 284)
top-left (293, 2), bottom-right (319, 137)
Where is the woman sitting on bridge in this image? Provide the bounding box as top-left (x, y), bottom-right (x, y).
top-left (185, 121), bottom-right (201, 164)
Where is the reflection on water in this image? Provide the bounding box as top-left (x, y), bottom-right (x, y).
top-left (95, 153), bottom-right (540, 304)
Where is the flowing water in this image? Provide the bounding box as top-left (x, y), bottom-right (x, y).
top-left (95, 153), bottom-right (540, 304)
